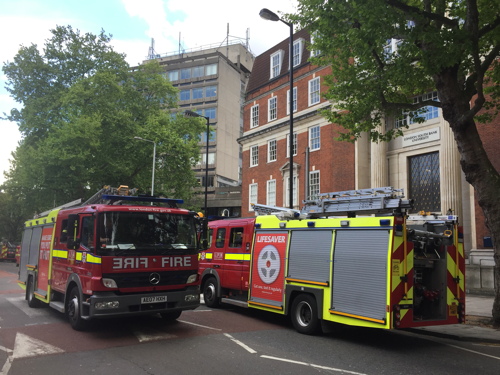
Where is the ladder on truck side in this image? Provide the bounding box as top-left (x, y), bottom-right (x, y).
top-left (252, 186), bottom-right (414, 218)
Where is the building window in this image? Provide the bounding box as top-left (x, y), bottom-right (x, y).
top-left (249, 183), bottom-right (258, 211)
top-left (285, 175), bottom-right (298, 207)
top-left (267, 180), bottom-right (276, 206)
top-left (309, 171), bottom-right (320, 199)
top-left (287, 87), bottom-right (297, 114)
top-left (204, 108), bottom-right (216, 119)
top-left (168, 70), bottom-right (179, 82)
top-left (268, 139), bottom-right (277, 162)
top-left (205, 86), bottom-right (217, 98)
top-left (250, 145), bottom-right (259, 167)
top-left (395, 111), bottom-right (408, 128)
top-left (410, 91), bottom-right (439, 123)
top-left (310, 32), bottom-right (321, 57)
top-left (309, 126), bottom-right (320, 151)
top-left (181, 68), bottom-right (191, 80)
top-left (292, 39), bottom-right (304, 67)
top-left (409, 152), bottom-right (440, 213)
top-left (287, 133), bottom-right (297, 157)
top-left (309, 77), bottom-right (320, 106)
top-left (199, 152), bottom-right (215, 166)
top-left (200, 130), bottom-right (216, 143)
top-left (268, 96), bottom-right (277, 122)
top-left (192, 88), bottom-right (203, 99)
top-left (270, 50), bottom-right (284, 79)
top-left (192, 66), bottom-right (204, 78)
top-left (180, 89), bottom-right (190, 101)
top-left (394, 91), bottom-right (439, 128)
top-left (251, 105), bottom-right (259, 128)
top-left (198, 175), bottom-right (214, 188)
top-left (206, 63), bottom-right (217, 76)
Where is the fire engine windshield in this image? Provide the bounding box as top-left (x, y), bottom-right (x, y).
top-left (97, 211), bottom-right (198, 256)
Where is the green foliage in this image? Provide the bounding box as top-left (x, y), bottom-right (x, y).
top-left (289, 0), bottom-right (499, 141)
top-left (1, 25), bottom-right (205, 222)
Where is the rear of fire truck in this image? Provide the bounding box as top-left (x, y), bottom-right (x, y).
top-left (18, 187), bottom-right (206, 330)
top-left (248, 187), bottom-right (465, 334)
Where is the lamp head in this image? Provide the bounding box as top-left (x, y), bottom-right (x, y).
top-left (259, 8), bottom-right (280, 22)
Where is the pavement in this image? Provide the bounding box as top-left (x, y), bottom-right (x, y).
top-left (408, 294), bottom-right (500, 343)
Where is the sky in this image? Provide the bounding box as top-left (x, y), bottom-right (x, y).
top-left (0, 0), bottom-right (298, 184)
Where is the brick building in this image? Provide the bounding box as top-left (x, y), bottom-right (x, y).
top-left (239, 29), bottom-right (355, 215)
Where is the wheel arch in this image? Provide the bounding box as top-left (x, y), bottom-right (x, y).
top-left (200, 268), bottom-right (222, 294)
top-left (64, 274), bottom-right (84, 310)
top-left (285, 286), bottom-right (323, 319)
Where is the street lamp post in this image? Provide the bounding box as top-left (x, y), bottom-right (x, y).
top-left (134, 136), bottom-right (156, 197)
top-left (260, 8), bottom-right (294, 209)
top-left (184, 110), bottom-right (210, 217)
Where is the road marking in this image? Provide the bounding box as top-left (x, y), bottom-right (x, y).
top-left (445, 343), bottom-right (500, 361)
top-left (261, 355), bottom-right (367, 374)
top-left (0, 346), bottom-right (12, 354)
top-left (223, 333), bottom-right (257, 354)
top-left (178, 320), bottom-right (221, 331)
top-left (12, 332), bottom-right (64, 359)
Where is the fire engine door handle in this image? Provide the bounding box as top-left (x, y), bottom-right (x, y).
top-left (237, 260), bottom-right (243, 264)
top-left (213, 265), bottom-right (220, 268)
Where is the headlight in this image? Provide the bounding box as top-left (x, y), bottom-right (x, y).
top-left (186, 274), bottom-right (198, 284)
top-left (102, 278), bottom-right (118, 288)
top-left (95, 301), bottom-right (119, 309)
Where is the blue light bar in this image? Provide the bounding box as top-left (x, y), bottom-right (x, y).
top-left (101, 195), bottom-right (184, 204)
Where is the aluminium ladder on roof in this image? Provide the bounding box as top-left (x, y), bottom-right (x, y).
top-left (252, 186), bottom-right (414, 218)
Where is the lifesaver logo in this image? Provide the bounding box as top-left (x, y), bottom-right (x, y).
top-left (257, 245), bottom-right (280, 284)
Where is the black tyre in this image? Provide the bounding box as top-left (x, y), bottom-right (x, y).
top-left (290, 294), bottom-right (321, 335)
top-left (27, 276), bottom-right (41, 308)
top-left (203, 276), bottom-right (221, 308)
top-left (160, 310), bottom-right (182, 321)
top-left (67, 286), bottom-right (87, 331)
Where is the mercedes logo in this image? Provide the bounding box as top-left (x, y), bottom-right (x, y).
top-left (149, 272), bottom-right (160, 285)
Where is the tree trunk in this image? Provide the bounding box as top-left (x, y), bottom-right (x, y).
top-left (439, 81), bottom-right (500, 325)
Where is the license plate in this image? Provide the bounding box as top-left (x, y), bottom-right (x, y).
top-left (141, 296), bottom-right (167, 304)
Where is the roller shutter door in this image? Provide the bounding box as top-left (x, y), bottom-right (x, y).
top-left (331, 229), bottom-right (389, 322)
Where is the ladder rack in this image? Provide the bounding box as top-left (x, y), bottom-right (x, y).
top-left (252, 187), bottom-right (414, 219)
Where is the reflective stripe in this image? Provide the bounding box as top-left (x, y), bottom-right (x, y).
top-left (85, 253), bottom-right (102, 264)
top-left (52, 249), bottom-right (68, 259)
top-left (51, 249), bottom-right (101, 264)
top-left (225, 253), bottom-right (250, 261)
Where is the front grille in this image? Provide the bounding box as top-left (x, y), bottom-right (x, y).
top-left (103, 270), bottom-right (193, 288)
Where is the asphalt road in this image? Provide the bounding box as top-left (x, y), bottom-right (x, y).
top-left (1, 261), bottom-right (500, 375)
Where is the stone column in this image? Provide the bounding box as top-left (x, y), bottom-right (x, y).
top-left (440, 119), bottom-right (463, 218)
top-left (370, 125), bottom-right (388, 188)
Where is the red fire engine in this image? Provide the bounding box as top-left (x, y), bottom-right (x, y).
top-left (199, 187), bottom-right (465, 334)
top-left (1, 241), bottom-right (17, 262)
top-left (18, 186), bottom-right (206, 330)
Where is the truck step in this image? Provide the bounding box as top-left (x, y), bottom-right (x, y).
top-left (49, 301), bottom-right (65, 313)
top-left (221, 298), bottom-right (248, 308)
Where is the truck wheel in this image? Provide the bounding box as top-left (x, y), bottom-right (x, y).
top-left (67, 286), bottom-right (87, 331)
top-left (160, 310), bottom-right (182, 321)
top-left (290, 294), bottom-right (321, 335)
top-left (27, 276), bottom-right (41, 308)
top-left (203, 277), bottom-right (220, 308)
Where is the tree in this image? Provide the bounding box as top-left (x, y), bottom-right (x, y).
top-left (290, 0), bottom-right (500, 324)
top-left (2, 26), bottom-right (205, 223)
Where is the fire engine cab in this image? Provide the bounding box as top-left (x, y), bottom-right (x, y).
top-left (199, 187), bottom-right (465, 334)
top-left (18, 186), bottom-right (205, 330)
